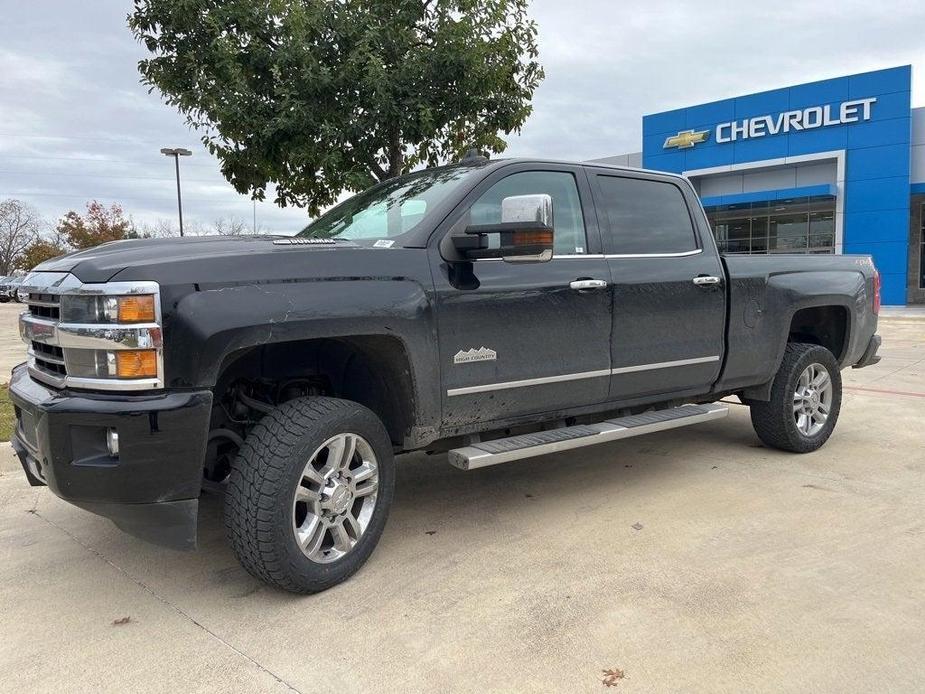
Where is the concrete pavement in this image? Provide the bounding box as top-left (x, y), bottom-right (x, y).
top-left (1, 309), bottom-right (924, 692)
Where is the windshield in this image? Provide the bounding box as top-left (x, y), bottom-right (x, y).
top-left (298, 165), bottom-right (483, 244)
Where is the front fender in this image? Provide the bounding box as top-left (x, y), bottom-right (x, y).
top-left (163, 278), bottom-right (440, 439)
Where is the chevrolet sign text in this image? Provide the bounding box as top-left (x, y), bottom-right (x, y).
top-left (715, 98), bottom-right (876, 143)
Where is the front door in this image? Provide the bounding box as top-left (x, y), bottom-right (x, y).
top-left (588, 169), bottom-right (727, 401)
top-left (432, 165), bottom-right (613, 429)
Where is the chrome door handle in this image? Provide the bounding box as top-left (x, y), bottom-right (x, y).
top-left (692, 275), bottom-right (722, 286)
top-left (569, 279), bottom-right (608, 290)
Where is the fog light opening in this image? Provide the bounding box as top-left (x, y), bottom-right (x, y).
top-left (107, 428), bottom-right (120, 457)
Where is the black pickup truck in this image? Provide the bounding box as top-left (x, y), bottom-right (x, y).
top-left (10, 158), bottom-right (881, 593)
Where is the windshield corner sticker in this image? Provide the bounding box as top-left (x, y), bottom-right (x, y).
top-left (373, 239), bottom-right (395, 248)
top-left (454, 347), bottom-right (497, 364)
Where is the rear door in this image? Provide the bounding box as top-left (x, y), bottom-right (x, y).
top-left (431, 164), bottom-right (613, 428)
top-left (588, 169), bottom-right (726, 400)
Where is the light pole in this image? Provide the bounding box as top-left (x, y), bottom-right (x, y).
top-left (160, 147), bottom-right (192, 236)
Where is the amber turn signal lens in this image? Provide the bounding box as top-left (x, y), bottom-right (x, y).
top-left (512, 229), bottom-right (553, 246)
top-left (117, 295), bottom-right (156, 323)
top-left (115, 350), bottom-right (158, 378)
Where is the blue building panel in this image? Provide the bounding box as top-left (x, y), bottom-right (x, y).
top-left (734, 87), bottom-right (790, 119)
top-left (789, 77), bottom-right (849, 109)
top-left (642, 109), bottom-right (686, 138)
top-left (846, 144), bottom-right (911, 181)
top-left (844, 242), bottom-right (909, 276)
top-left (641, 65), bottom-right (914, 304)
top-left (844, 177), bottom-right (911, 214)
top-left (842, 210), bottom-right (911, 244)
top-left (684, 98), bottom-right (736, 130)
top-left (846, 116), bottom-right (911, 149)
top-left (733, 134), bottom-right (789, 163)
top-left (786, 125), bottom-right (848, 156)
top-left (848, 65), bottom-right (912, 98)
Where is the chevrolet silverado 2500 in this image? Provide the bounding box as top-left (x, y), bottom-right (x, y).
top-left (10, 158), bottom-right (881, 593)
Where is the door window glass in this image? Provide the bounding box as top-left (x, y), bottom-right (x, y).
top-left (595, 175), bottom-right (698, 254)
top-left (465, 171), bottom-right (588, 255)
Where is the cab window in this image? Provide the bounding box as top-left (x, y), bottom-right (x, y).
top-left (464, 171), bottom-right (588, 255)
top-left (595, 175), bottom-right (698, 255)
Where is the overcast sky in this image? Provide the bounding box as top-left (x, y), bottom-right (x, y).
top-left (2, 0), bottom-right (925, 233)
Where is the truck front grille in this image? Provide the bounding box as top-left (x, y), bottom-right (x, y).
top-left (30, 341), bottom-right (67, 378)
top-left (26, 292), bottom-right (61, 320)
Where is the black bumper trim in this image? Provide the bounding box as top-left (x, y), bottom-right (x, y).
top-left (853, 334), bottom-right (882, 369)
top-left (8, 363), bottom-right (211, 550)
top-left (72, 498), bottom-right (199, 551)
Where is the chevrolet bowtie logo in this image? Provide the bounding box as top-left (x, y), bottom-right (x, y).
top-left (663, 129), bottom-right (710, 149)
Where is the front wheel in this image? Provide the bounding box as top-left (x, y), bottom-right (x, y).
top-left (224, 397), bottom-right (395, 593)
top-left (749, 342), bottom-right (842, 453)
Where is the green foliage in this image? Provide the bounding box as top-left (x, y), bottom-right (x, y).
top-left (0, 385), bottom-right (14, 443)
top-left (14, 238), bottom-right (67, 271)
top-left (129, 0), bottom-right (544, 214)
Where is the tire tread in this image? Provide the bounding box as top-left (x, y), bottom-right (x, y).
top-left (749, 342), bottom-right (841, 453)
top-left (224, 397), bottom-right (389, 593)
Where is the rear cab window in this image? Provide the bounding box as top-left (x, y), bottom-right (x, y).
top-left (594, 174), bottom-right (700, 255)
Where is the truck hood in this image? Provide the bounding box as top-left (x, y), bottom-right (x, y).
top-left (35, 236), bottom-right (362, 284)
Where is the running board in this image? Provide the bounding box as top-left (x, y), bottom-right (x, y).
top-left (448, 403), bottom-right (728, 470)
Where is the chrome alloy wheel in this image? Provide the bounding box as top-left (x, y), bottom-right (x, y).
top-left (793, 362), bottom-right (833, 437)
top-left (291, 433), bottom-right (379, 564)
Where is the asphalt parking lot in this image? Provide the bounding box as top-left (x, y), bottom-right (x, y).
top-left (1, 301), bottom-right (923, 693)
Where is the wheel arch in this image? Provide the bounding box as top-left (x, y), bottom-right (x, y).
top-left (213, 335), bottom-right (418, 447)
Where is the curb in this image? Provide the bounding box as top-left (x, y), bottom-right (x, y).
top-left (877, 316), bottom-right (925, 324)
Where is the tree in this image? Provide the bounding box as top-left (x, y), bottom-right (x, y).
top-left (56, 201), bottom-right (131, 249)
top-left (212, 217), bottom-right (250, 236)
top-left (15, 238), bottom-right (67, 271)
top-left (129, 0), bottom-right (544, 214)
top-left (0, 199), bottom-right (42, 275)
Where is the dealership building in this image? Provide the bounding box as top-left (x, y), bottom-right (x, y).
top-left (593, 65), bottom-right (925, 305)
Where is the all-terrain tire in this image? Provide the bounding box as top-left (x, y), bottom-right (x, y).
top-left (749, 342), bottom-right (842, 453)
top-left (224, 396), bottom-right (395, 593)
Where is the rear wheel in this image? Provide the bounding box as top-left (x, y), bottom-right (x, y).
top-left (749, 342), bottom-right (842, 453)
top-left (224, 397), bottom-right (395, 593)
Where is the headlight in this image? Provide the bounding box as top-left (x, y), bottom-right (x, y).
top-left (60, 294), bottom-right (157, 324)
top-left (19, 276), bottom-right (164, 391)
top-left (64, 348), bottom-right (159, 380)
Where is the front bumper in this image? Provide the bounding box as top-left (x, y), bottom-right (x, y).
top-left (8, 363), bottom-right (212, 549)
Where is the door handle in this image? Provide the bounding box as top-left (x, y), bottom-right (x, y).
top-left (569, 279), bottom-right (608, 291)
top-left (692, 275), bottom-right (722, 286)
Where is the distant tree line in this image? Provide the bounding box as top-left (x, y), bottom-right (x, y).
top-left (0, 198), bottom-right (263, 273)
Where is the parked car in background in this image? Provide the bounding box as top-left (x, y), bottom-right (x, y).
top-left (7, 276), bottom-right (24, 302)
top-left (9, 158), bottom-right (881, 594)
top-left (0, 277), bottom-right (11, 302)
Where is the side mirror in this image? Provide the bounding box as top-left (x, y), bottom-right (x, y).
top-left (453, 193), bottom-right (554, 263)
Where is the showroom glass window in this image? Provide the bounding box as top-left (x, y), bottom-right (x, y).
top-left (706, 196), bottom-right (835, 255)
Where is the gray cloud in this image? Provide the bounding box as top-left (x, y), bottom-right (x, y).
top-left (2, 0), bottom-right (924, 232)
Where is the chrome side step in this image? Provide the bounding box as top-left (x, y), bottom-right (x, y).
top-left (448, 403), bottom-right (728, 470)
